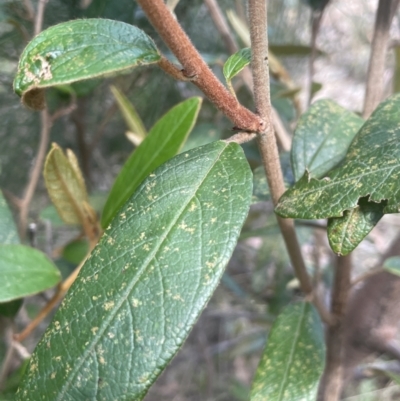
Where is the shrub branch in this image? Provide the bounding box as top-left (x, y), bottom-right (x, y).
top-left (136, 0), bottom-right (264, 133)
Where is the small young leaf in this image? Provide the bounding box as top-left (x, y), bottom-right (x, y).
top-left (13, 19), bottom-right (160, 109)
top-left (101, 97), bottom-right (202, 228)
top-left (44, 143), bottom-right (93, 225)
top-left (223, 48), bottom-right (251, 83)
top-left (0, 190), bottom-right (19, 245)
top-left (0, 244), bottom-right (61, 302)
top-left (110, 85), bottom-right (147, 141)
top-left (327, 197), bottom-right (385, 256)
top-left (291, 99), bottom-right (364, 181)
top-left (383, 256), bottom-right (400, 276)
top-left (15, 141), bottom-right (252, 401)
top-left (276, 94), bottom-right (400, 219)
top-left (250, 302), bottom-right (325, 401)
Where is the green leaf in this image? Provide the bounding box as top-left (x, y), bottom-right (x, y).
top-left (16, 141), bottom-right (252, 401)
top-left (0, 299), bottom-right (23, 318)
top-left (276, 94), bottom-right (400, 219)
top-left (383, 256), bottom-right (400, 276)
top-left (62, 238), bottom-right (89, 265)
top-left (223, 47), bottom-right (251, 83)
top-left (0, 190), bottom-right (19, 244)
top-left (44, 144), bottom-right (93, 225)
top-left (0, 244), bottom-right (61, 302)
top-left (13, 19), bottom-right (160, 109)
top-left (250, 302), bottom-right (325, 401)
top-left (101, 97), bottom-right (202, 228)
top-left (327, 197), bottom-right (385, 256)
top-left (110, 85), bottom-right (147, 141)
top-left (291, 99), bottom-right (364, 181)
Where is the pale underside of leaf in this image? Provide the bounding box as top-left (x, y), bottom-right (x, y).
top-left (327, 197), bottom-right (385, 256)
top-left (16, 141), bottom-right (252, 401)
top-left (276, 94), bottom-right (400, 220)
top-left (44, 144), bottom-right (90, 225)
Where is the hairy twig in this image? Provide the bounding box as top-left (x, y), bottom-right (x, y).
top-left (317, 254), bottom-right (352, 401)
top-left (204, 0), bottom-right (237, 54)
top-left (0, 323), bottom-right (15, 390)
top-left (204, 0), bottom-right (291, 151)
top-left (22, 0), bottom-right (35, 21)
top-left (137, 0), bottom-right (264, 133)
top-left (15, 259), bottom-right (84, 342)
top-left (247, 0), bottom-right (333, 325)
top-left (34, 0), bottom-right (48, 36)
top-left (307, 9), bottom-right (325, 106)
top-left (224, 132), bottom-right (257, 144)
top-left (363, 0), bottom-right (400, 118)
top-left (18, 110), bottom-right (52, 239)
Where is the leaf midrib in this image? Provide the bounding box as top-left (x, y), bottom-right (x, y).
top-left (275, 303), bottom-right (307, 401)
top-left (286, 163), bottom-right (398, 200)
top-left (55, 143), bottom-right (229, 400)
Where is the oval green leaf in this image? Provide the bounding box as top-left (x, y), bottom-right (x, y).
top-left (291, 99), bottom-right (364, 181)
top-left (0, 190), bottom-right (19, 245)
top-left (101, 97), bottom-right (202, 229)
top-left (276, 94), bottom-right (400, 219)
top-left (251, 302), bottom-right (325, 401)
top-left (0, 244), bottom-right (61, 302)
top-left (223, 47), bottom-right (251, 83)
top-left (327, 197), bottom-right (385, 256)
top-left (13, 19), bottom-right (160, 109)
top-left (15, 141), bottom-right (252, 401)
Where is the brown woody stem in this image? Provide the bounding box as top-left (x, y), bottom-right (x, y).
top-left (136, 0), bottom-right (264, 133)
top-left (363, 0), bottom-right (400, 118)
top-left (317, 254), bottom-right (352, 401)
top-left (248, 0), bottom-right (333, 325)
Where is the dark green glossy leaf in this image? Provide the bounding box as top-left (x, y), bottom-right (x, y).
top-left (223, 48), bottom-right (251, 83)
top-left (383, 256), bottom-right (400, 276)
top-left (0, 190), bottom-right (19, 245)
top-left (13, 19), bottom-right (160, 109)
top-left (327, 197), bottom-right (385, 256)
top-left (16, 141), bottom-right (252, 401)
top-left (291, 99), bottom-right (364, 181)
top-left (101, 97), bottom-right (202, 228)
top-left (250, 302), bottom-right (325, 401)
top-left (276, 94), bottom-right (400, 219)
top-left (0, 244), bottom-right (61, 302)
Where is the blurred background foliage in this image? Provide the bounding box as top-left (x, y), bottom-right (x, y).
top-left (1, 0), bottom-right (400, 400)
